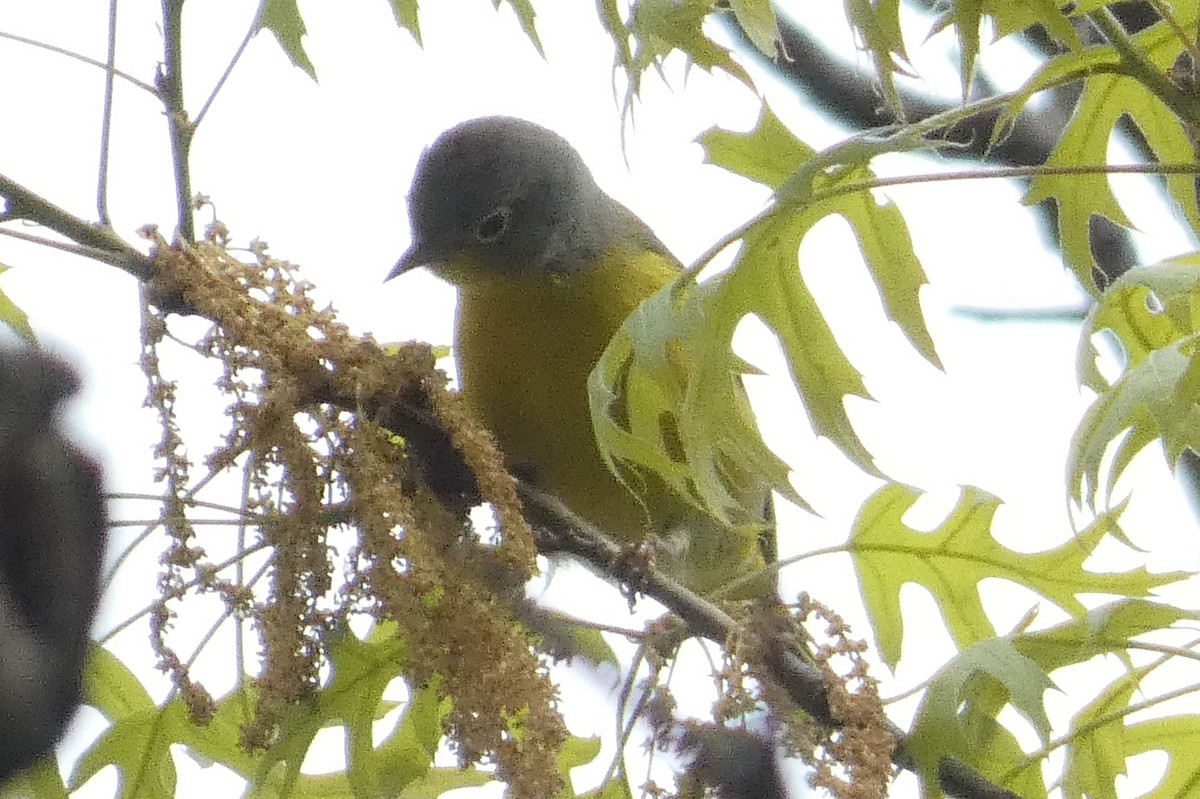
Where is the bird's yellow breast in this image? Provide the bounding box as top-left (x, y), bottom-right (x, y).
top-left (453, 247), bottom-right (680, 542)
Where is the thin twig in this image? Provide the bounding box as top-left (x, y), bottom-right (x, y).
top-left (0, 29), bottom-right (156, 94)
top-left (194, 4), bottom-right (265, 128)
top-left (686, 158), bottom-right (1200, 290)
top-left (234, 450), bottom-right (256, 694)
top-left (97, 543), bottom-right (273, 645)
top-left (158, 0), bottom-right (195, 243)
top-left (106, 492), bottom-right (257, 517)
top-left (512, 481), bottom-right (1036, 798)
top-left (0, 226), bottom-right (146, 272)
top-left (96, 0), bottom-right (120, 226)
top-left (0, 173), bottom-right (150, 276)
top-left (100, 458), bottom-right (229, 594)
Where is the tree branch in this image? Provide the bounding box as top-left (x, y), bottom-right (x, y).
top-left (0, 173), bottom-right (151, 278)
top-left (158, 0), bottom-right (195, 243)
top-left (512, 481), bottom-right (1019, 799)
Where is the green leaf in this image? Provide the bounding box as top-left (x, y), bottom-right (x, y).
top-left (518, 605), bottom-right (620, 667)
top-left (554, 735), bottom-right (607, 798)
top-left (968, 599), bottom-right (1191, 773)
top-left (1068, 333), bottom-right (1200, 508)
top-left (1014, 598), bottom-right (1197, 675)
top-left (0, 755), bottom-right (69, 799)
top-left (836, 186), bottom-right (940, 367)
top-left (848, 484), bottom-right (1188, 669)
top-left (0, 265), bottom-right (35, 342)
top-left (699, 112), bottom-right (816, 186)
top-left (594, 110), bottom-right (949, 531)
top-left (907, 639), bottom-right (1053, 799)
top-left (704, 108), bottom-right (940, 364)
top-left (249, 621), bottom-right (413, 799)
top-left (843, 0), bottom-right (906, 115)
top-left (70, 697), bottom-right (185, 798)
top-left (494, 0), bottom-right (544, 57)
top-left (83, 645), bottom-right (157, 721)
top-left (1024, 74), bottom-right (1136, 287)
top-left (387, 0), bottom-right (421, 45)
top-left (700, 110), bottom-right (940, 472)
top-left (1078, 255), bottom-right (1200, 390)
top-left (727, 212), bottom-right (878, 473)
top-left (262, 762), bottom-right (488, 799)
top-left (726, 0), bottom-right (780, 57)
top-left (178, 682), bottom-right (260, 776)
top-left (1071, 258), bottom-right (1200, 508)
top-left (1023, 10), bottom-right (1200, 290)
top-left (619, 0), bottom-right (753, 100)
top-left (988, 0), bottom-right (1084, 49)
top-left (1062, 670), bottom-right (1142, 799)
top-left (375, 685), bottom-right (450, 795)
top-left (257, 0), bottom-right (316, 80)
top-left (577, 774), bottom-right (633, 799)
top-left (944, 0), bottom-right (984, 99)
top-left (556, 735), bottom-right (600, 772)
top-left (76, 647), bottom-right (261, 795)
top-left (395, 767), bottom-right (494, 799)
top-left (1125, 715), bottom-right (1200, 799)
top-left (991, 44), bottom-right (1119, 152)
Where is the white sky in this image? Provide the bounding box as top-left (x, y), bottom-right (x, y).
top-left (2, 2), bottom-right (1199, 798)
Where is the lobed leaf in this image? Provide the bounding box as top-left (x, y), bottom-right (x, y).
top-left (1068, 333), bottom-right (1200, 509)
top-left (848, 484), bottom-right (1188, 669)
top-left (1024, 10), bottom-right (1200, 290)
top-left (906, 639), bottom-right (1053, 799)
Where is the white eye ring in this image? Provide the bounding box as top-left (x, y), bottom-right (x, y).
top-left (475, 207), bottom-right (510, 243)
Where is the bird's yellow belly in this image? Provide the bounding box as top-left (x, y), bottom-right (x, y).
top-left (454, 251), bottom-right (677, 542)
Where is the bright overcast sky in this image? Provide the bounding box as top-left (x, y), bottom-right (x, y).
top-left (3, 2), bottom-right (1199, 798)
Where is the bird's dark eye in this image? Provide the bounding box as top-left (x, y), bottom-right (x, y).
top-left (475, 208), bottom-right (509, 243)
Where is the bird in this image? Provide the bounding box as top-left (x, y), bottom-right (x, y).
top-left (386, 116), bottom-right (773, 598)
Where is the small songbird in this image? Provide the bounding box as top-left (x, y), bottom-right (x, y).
top-left (388, 116), bottom-right (773, 596)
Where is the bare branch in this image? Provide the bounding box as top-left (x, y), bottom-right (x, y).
top-left (158, 0), bottom-right (195, 243)
top-left (96, 0), bottom-right (120, 226)
top-left (194, 5), bottom-right (265, 128)
top-left (0, 29), bottom-right (157, 95)
top-left (0, 172), bottom-right (151, 278)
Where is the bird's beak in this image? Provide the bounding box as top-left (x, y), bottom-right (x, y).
top-left (385, 240), bottom-right (433, 281)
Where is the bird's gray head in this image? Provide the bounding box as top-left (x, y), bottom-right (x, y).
top-left (388, 116), bottom-right (630, 281)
